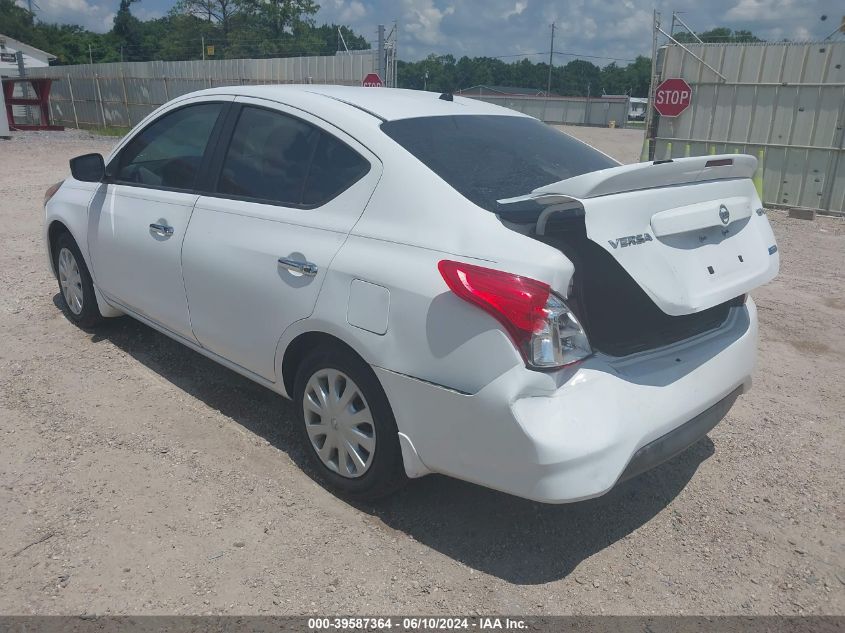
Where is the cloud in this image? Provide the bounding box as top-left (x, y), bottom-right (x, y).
top-left (401, 0), bottom-right (455, 47)
top-left (721, 0), bottom-right (827, 40)
top-left (16, 0), bottom-right (843, 58)
top-left (314, 0), bottom-right (841, 62)
top-left (18, 0), bottom-right (115, 31)
top-left (502, 1), bottom-right (527, 20)
top-left (326, 0), bottom-right (368, 23)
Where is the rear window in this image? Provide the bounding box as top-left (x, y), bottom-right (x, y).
top-left (381, 115), bottom-right (617, 212)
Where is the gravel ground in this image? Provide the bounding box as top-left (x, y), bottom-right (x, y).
top-left (556, 124), bottom-right (646, 164)
top-left (0, 128), bottom-right (843, 616)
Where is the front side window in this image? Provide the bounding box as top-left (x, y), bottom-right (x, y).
top-left (113, 103), bottom-right (223, 190)
top-left (216, 106), bottom-right (370, 207)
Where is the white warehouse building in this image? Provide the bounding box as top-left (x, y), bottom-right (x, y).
top-left (0, 34), bottom-right (56, 128)
top-left (0, 34), bottom-right (55, 75)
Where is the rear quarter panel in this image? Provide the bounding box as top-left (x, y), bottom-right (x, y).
top-left (274, 154), bottom-right (577, 399)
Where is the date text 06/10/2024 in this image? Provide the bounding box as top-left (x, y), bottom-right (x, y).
top-left (307, 617), bottom-right (528, 630)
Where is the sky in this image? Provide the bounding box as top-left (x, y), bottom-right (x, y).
top-left (18, 0), bottom-right (844, 63)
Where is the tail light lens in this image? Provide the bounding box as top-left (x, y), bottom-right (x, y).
top-left (438, 260), bottom-right (592, 369)
top-left (44, 180), bottom-right (64, 207)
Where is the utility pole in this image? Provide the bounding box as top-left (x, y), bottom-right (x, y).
top-left (546, 22), bottom-right (555, 96)
top-left (541, 22), bottom-right (555, 122)
top-left (642, 9), bottom-right (660, 161)
top-left (392, 19), bottom-right (398, 87)
top-left (88, 43), bottom-right (93, 65)
top-left (377, 24), bottom-right (385, 82)
top-left (202, 36), bottom-right (206, 61)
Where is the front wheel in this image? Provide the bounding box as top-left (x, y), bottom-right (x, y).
top-left (293, 347), bottom-right (406, 500)
top-left (53, 232), bottom-right (103, 329)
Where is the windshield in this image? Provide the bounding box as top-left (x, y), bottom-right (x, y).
top-left (381, 115), bottom-right (617, 213)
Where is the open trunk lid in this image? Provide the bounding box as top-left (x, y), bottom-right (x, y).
top-left (499, 155), bottom-right (779, 316)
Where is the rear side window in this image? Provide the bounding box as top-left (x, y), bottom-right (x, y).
top-left (303, 133), bottom-right (371, 206)
top-left (216, 106), bottom-right (370, 207)
top-left (381, 115), bottom-right (617, 212)
top-left (113, 103), bottom-right (223, 190)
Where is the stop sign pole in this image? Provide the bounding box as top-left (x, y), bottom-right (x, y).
top-left (654, 78), bottom-right (692, 118)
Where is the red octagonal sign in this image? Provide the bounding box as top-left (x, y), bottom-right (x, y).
top-left (362, 73), bottom-right (383, 87)
top-left (654, 78), bottom-right (692, 117)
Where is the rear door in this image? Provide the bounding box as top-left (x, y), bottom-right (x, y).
top-left (87, 98), bottom-right (231, 340)
top-left (181, 97), bottom-right (382, 381)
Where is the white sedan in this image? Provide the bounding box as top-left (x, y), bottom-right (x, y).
top-left (43, 86), bottom-right (779, 503)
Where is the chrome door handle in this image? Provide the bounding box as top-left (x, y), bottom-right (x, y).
top-left (149, 223), bottom-right (174, 237)
top-left (278, 257), bottom-right (318, 276)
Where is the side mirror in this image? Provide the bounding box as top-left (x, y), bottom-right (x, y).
top-left (69, 153), bottom-right (105, 182)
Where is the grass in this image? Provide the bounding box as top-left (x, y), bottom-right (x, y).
top-left (85, 126), bottom-right (128, 137)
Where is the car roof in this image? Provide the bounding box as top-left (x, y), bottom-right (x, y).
top-left (203, 84), bottom-right (528, 122)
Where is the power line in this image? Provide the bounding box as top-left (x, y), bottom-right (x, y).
top-left (553, 50), bottom-right (638, 62)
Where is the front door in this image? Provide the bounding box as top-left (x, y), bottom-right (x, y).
top-left (87, 99), bottom-right (230, 341)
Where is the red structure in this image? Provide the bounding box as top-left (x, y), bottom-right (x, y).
top-left (2, 77), bottom-right (64, 131)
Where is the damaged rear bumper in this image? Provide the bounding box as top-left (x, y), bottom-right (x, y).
top-left (377, 298), bottom-right (757, 504)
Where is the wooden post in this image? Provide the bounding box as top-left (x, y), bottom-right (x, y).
top-left (94, 74), bottom-right (107, 128)
top-left (121, 74), bottom-right (132, 127)
top-left (67, 74), bottom-right (80, 129)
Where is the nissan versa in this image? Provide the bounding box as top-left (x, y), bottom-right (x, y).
top-left (43, 86), bottom-right (779, 503)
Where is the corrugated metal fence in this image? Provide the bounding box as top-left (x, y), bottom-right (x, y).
top-left (654, 41), bottom-right (845, 214)
top-left (25, 54), bottom-right (378, 129)
top-left (464, 94), bottom-right (630, 128)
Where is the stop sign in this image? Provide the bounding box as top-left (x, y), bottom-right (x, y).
top-left (654, 78), bottom-right (692, 117)
top-left (362, 73), bottom-right (383, 87)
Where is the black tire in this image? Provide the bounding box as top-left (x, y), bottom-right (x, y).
top-left (293, 345), bottom-right (407, 501)
top-left (52, 231), bottom-right (103, 329)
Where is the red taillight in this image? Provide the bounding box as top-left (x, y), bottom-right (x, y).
top-left (437, 259), bottom-right (551, 348)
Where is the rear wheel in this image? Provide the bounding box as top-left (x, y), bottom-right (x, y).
top-left (293, 346), bottom-right (406, 500)
top-left (53, 232), bottom-right (102, 329)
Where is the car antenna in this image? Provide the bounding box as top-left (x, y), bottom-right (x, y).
top-left (439, 92), bottom-right (454, 101)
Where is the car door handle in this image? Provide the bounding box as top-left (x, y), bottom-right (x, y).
top-left (278, 257), bottom-right (318, 276)
top-left (149, 223), bottom-right (174, 237)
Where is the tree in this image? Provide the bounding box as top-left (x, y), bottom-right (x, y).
top-left (557, 59), bottom-right (602, 96)
top-left (675, 27), bottom-right (763, 44)
top-left (237, 0), bottom-right (318, 40)
top-left (174, 0), bottom-right (242, 37)
top-left (0, 0), bottom-right (36, 42)
top-left (313, 23), bottom-right (370, 53)
top-left (113, 0), bottom-right (148, 61)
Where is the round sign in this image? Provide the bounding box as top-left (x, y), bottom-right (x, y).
top-left (362, 73), bottom-right (384, 87)
top-left (654, 78), bottom-right (692, 117)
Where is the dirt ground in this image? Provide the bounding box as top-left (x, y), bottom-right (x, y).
top-left (0, 127), bottom-right (843, 616)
